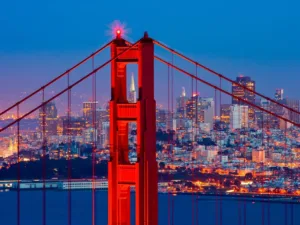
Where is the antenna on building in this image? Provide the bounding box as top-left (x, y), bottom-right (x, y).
top-left (181, 87), bottom-right (186, 97)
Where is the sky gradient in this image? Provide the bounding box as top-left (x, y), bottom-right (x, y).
top-left (0, 0), bottom-right (299, 115)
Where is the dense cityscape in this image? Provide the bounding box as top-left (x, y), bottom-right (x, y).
top-left (0, 74), bottom-right (300, 197)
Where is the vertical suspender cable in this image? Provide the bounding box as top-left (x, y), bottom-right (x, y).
top-left (284, 121), bottom-right (288, 225)
top-left (17, 104), bottom-right (20, 225)
top-left (171, 53), bottom-right (175, 225)
top-left (219, 78), bottom-right (222, 225)
top-left (67, 73), bottom-right (72, 225)
top-left (195, 65), bottom-right (198, 139)
top-left (167, 63), bottom-right (171, 225)
top-left (267, 115), bottom-right (270, 225)
top-left (171, 53), bottom-right (174, 130)
top-left (42, 89), bottom-right (46, 225)
top-left (192, 62), bottom-right (194, 141)
top-left (168, 65), bottom-right (170, 132)
top-left (262, 108), bottom-right (265, 225)
top-left (92, 56), bottom-right (96, 225)
top-left (214, 88), bottom-right (218, 225)
top-left (195, 65), bottom-right (199, 225)
top-left (191, 62), bottom-right (195, 225)
top-left (237, 89), bottom-right (241, 225)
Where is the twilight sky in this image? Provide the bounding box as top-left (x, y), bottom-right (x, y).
top-left (0, 0), bottom-right (300, 116)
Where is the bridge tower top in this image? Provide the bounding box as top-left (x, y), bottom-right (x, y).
top-left (108, 32), bottom-right (158, 225)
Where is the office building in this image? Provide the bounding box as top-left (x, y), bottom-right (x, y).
top-left (62, 117), bottom-right (86, 136)
top-left (275, 89), bottom-right (284, 101)
top-left (221, 104), bottom-right (231, 124)
top-left (230, 105), bottom-right (249, 129)
top-left (284, 98), bottom-right (300, 124)
top-left (39, 101), bottom-right (58, 136)
top-left (176, 87), bottom-right (188, 119)
top-left (232, 76), bottom-right (255, 122)
top-left (83, 101), bottom-right (98, 127)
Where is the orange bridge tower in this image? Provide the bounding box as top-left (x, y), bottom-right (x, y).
top-left (108, 32), bottom-right (158, 225)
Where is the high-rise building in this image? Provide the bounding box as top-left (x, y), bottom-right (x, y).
top-left (186, 94), bottom-right (214, 127)
top-left (39, 102), bottom-right (58, 136)
top-left (99, 121), bottom-right (110, 148)
top-left (176, 87), bottom-right (188, 119)
top-left (220, 104), bottom-right (231, 124)
top-left (156, 108), bottom-right (167, 124)
top-left (62, 117), bottom-right (86, 136)
top-left (175, 87), bottom-right (188, 129)
top-left (275, 89), bottom-right (284, 101)
top-left (232, 76), bottom-right (255, 122)
top-left (230, 105), bottom-right (249, 129)
top-left (83, 127), bottom-right (98, 144)
top-left (284, 98), bottom-right (300, 124)
top-left (128, 73), bottom-right (137, 103)
top-left (83, 101), bottom-right (98, 127)
top-left (232, 76), bottom-right (255, 104)
top-left (279, 108), bottom-right (292, 129)
top-left (202, 98), bottom-right (215, 130)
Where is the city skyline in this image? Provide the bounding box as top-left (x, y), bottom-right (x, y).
top-left (1, 2), bottom-right (300, 224)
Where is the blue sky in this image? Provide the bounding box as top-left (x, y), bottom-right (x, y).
top-left (0, 0), bottom-right (299, 114)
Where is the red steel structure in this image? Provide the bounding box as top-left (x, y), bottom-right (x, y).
top-left (109, 32), bottom-right (158, 225)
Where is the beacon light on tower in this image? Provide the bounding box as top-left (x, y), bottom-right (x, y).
top-left (116, 29), bottom-right (121, 38)
top-left (106, 20), bottom-right (130, 39)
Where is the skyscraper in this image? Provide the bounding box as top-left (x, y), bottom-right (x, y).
top-left (83, 101), bottom-right (98, 127)
top-left (284, 98), bottom-right (300, 124)
top-left (220, 104), bottom-right (231, 124)
top-left (62, 117), bottom-right (86, 136)
top-left (232, 76), bottom-right (255, 104)
top-left (232, 75), bottom-right (255, 123)
top-left (186, 94), bottom-right (214, 129)
top-left (268, 89), bottom-right (284, 129)
top-left (230, 105), bottom-right (249, 129)
top-left (176, 87), bottom-right (188, 119)
top-left (275, 89), bottom-right (284, 101)
top-left (128, 73), bottom-right (137, 103)
top-left (39, 101), bottom-right (58, 136)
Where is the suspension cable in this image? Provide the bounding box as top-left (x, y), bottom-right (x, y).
top-left (153, 40), bottom-right (300, 116)
top-left (0, 39), bottom-right (142, 133)
top-left (0, 41), bottom-right (113, 117)
top-left (154, 56), bottom-right (300, 128)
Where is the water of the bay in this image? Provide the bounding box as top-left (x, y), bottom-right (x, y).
top-left (0, 190), bottom-right (298, 225)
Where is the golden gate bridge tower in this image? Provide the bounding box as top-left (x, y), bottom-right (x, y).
top-left (108, 31), bottom-right (158, 225)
